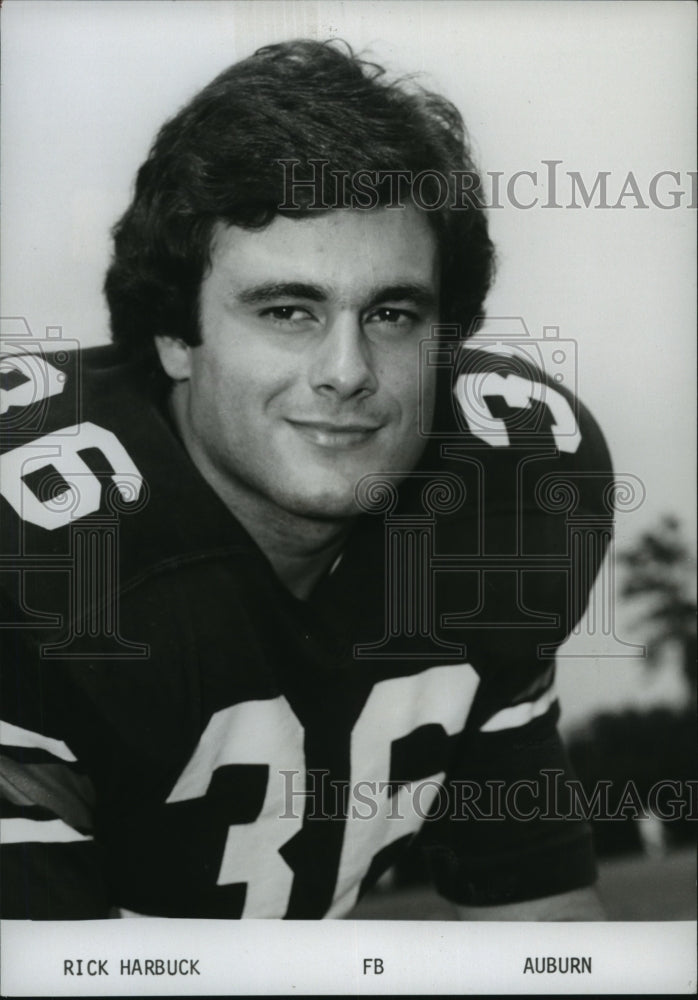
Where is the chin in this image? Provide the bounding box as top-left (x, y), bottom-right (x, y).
top-left (287, 494), bottom-right (360, 522)
top-left (277, 480), bottom-right (363, 522)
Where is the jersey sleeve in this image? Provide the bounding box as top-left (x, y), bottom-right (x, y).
top-left (419, 343), bottom-right (614, 906)
top-left (1, 614), bottom-right (112, 918)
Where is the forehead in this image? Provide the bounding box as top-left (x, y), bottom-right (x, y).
top-left (205, 207), bottom-right (439, 299)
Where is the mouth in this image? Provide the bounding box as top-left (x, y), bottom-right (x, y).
top-left (286, 419), bottom-right (382, 449)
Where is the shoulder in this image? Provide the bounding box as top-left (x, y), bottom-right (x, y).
top-left (1, 342), bottom-right (169, 520)
top-left (420, 336), bottom-right (614, 522)
top-left (0, 343), bottom-right (251, 569)
top-left (396, 335), bottom-right (616, 690)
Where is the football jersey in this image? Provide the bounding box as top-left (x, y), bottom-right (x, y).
top-left (0, 341), bottom-right (614, 919)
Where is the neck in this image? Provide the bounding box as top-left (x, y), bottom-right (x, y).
top-left (233, 503), bottom-right (349, 600)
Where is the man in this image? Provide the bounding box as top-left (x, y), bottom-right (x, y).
top-left (0, 39), bottom-right (612, 919)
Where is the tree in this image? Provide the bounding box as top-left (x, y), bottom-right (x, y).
top-left (618, 515), bottom-right (697, 697)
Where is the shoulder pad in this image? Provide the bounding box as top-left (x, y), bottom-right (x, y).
top-left (416, 340), bottom-right (614, 516)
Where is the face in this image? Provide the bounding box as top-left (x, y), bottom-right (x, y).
top-left (157, 208), bottom-right (439, 525)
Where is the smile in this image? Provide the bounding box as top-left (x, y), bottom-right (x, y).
top-left (287, 420), bottom-right (381, 449)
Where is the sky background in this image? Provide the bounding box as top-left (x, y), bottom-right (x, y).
top-left (1, 0), bottom-right (695, 729)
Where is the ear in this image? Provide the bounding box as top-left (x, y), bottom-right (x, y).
top-left (155, 336), bottom-right (192, 381)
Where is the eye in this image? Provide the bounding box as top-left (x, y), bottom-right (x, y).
top-left (364, 307), bottom-right (418, 331)
top-left (260, 305), bottom-right (315, 324)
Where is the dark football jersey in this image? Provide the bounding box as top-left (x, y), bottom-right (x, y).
top-left (0, 341), bottom-right (614, 918)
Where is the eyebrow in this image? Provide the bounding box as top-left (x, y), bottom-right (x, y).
top-left (237, 282), bottom-right (327, 305)
top-left (236, 281), bottom-right (437, 310)
top-left (365, 284), bottom-right (437, 311)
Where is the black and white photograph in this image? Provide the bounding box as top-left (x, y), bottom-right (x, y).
top-left (0, 0), bottom-right (695, 994)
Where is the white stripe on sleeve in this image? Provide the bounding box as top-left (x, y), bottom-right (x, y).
top-left (0, 720), bottom-right (76, 762)
top-left (479, 686), bottom-right (557, 733)
top-left (0, 817), bottom-right (92, 844)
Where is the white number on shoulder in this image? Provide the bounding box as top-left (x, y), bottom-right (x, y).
top-left (0, 422), bottom-right (143, 530)
top-left (455, 372), bottom-right (581, 452)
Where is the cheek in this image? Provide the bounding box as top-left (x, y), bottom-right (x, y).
top-left (191, 353), bottom-right (291, 446)
top-left (420, 371), bottom-right (438, 424)
top-left (188, 356), bottom-right (245, 439)
top-left (393, 359), bottom-right (436, 425)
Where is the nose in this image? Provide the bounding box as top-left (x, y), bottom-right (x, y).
top-left (308, 312), bottom-right (378, 401)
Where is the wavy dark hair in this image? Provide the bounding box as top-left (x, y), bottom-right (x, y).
top-left (104, 39), bottom-right (495, 362)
